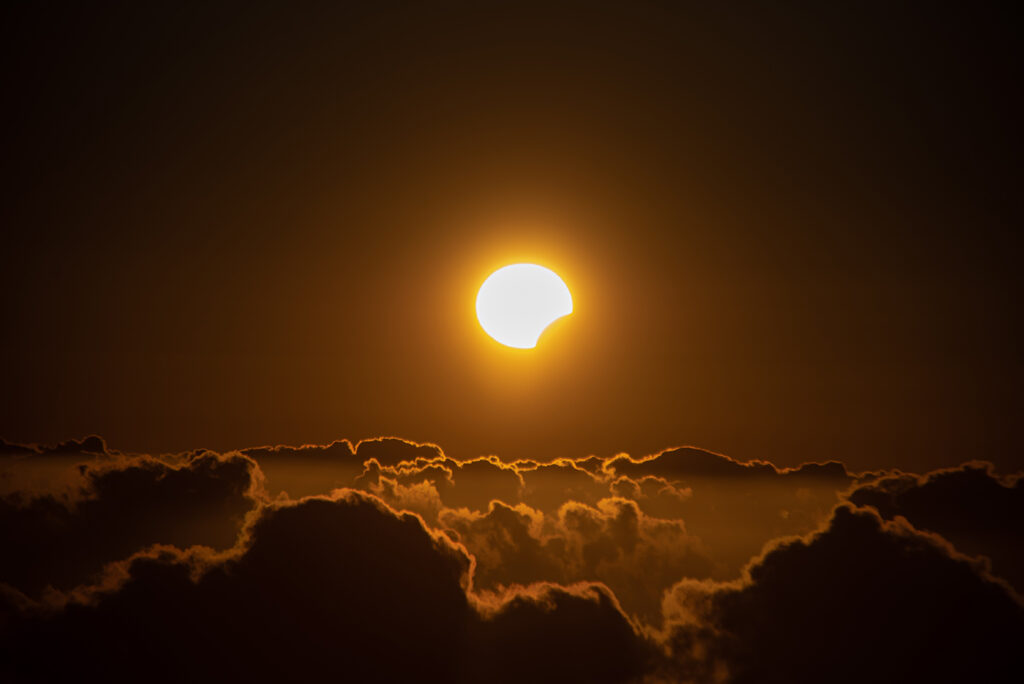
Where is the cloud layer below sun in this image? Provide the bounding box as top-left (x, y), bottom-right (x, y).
top-left (1, 436), bottom-right (1021, 683)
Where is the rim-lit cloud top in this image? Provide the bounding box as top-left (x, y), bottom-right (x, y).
top-left (2, 435), bottom-right (1021, 682)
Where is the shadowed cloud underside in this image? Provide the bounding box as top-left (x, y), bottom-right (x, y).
top-left (1, 435), bottom-right (1021, 683)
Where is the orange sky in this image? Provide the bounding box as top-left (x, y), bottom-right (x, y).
top-left (2, 3), bottom-right (1021, 472)
top-left (2, 5), bottom-right (1023, 680)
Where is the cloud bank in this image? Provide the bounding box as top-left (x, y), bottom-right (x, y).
top-left (1, 436), bottom-right (1021, 682)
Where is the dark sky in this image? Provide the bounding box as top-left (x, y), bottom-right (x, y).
top-left (3, 2), bottom-right (1021, 472)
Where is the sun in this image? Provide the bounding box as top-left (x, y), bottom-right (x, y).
top-left (476, 264), bottom-right (573, 349)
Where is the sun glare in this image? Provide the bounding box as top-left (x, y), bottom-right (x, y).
top-left (476, 264), bottom-right (573, 349)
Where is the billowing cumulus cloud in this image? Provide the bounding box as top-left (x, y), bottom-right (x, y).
top-left (847, 462), bottom-right (1024, 591)
top-left (344, 442), bottom-right (855, 580)
top-left (658, 505), bottom-right (1023, 683)
top-left (2, 435), bottom-right (1022, 682)
top-left (442, 497), bottom-right (713, 622)
top-left (0, 449), bottom-right (260, 597)
top-left (603, 447), bottom-right (854, 577)
top-left (355, 452), bottom-right (525, 518)
top-left (1, 491), bottom-right (649, 684)
top-left (467, 582), bottom-right (652, 684)
top-left (354, 437), bottom-right (446, 467)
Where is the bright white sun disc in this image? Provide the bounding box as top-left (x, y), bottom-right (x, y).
top-left (476, 264), bottom-right (573, 349)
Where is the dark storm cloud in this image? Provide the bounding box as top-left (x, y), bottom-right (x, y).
top-left (848, 462), bottom-right (1024, 591)
top-left (1, 490), bottom-right (650, 684)
top-left (659, 504), bottom-right (1024, 683)
top-left (0, 450), bottom-right (259, 596)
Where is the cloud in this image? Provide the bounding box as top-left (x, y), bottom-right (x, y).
top-left (441, 456), bottom-right (525, 510)
top-left (516, 459), bottom-right (612, 512)
top-left (659, 504), bottom-right (1024, 683)
top-left (243, 437), bottom-right (524, 513)
top-left (361, 474), bottom-right (446, 523)
top-left (2, 490), bottom-right (650, 684)
top-left (354, 436), bottom-right (445, 467)
top-left (603, 446), bottom-right (852, 486)
top-left (241, 439), bottom-right (360, 498)
top-left (42, 435), bottom-right (109, 455)
top-left (608, 473), bottom-right (693, 516)
top-left (467, 582), bottom-right (653, 684)
top-left (355, 453), bottom-right (524, 517)
top-left (0, 435), bottom-right (117, 496)
top-left (0, 435), bottom-right (109, 458)
top-left (847, 461), bottom-right (1024, 591)
top-left (5, 434), bottom-right (1022, 682)
top-left (442, 497), bottom-right (713, 623)
top-left (231, 439), bottom-right (854, 584)
top-left (0, 439), bottom-right (39, 457)
top-left (231, 438), bottom-right (865, 590)
top-left (605, 447), bottom-right (854, 577)
top-left (0, 451), bottom-right (260, 596)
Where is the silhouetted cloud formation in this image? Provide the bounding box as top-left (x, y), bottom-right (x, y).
top-left (2, 435), bottom-right (1022, 683)
top-left (466, 582), bottom-right (650, 684)
top-left (660, 505), bottom-right (1023, 683)
top-left (0, 450), bottom-right (259, 596)
top-left (240, 439), bottom-right (361, 498)
top-left (848, 462), bottom-right (1024, 592)
top-left (603, 447), bottom-right (854, 576)
top-left (442, 497), bottom-right (712, 622)
top-left (2, 491), bottom-right (648, 683)
top-left (0, 435), bottom-right (108, 457)
top-left (0, 435), bottom-right (115, 496)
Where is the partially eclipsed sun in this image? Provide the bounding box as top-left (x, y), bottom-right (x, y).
top-left (476, 264), bottom-right (573, 349)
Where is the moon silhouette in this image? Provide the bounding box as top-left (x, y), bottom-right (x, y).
top-left (476, 264), bottom-right (573, 349)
